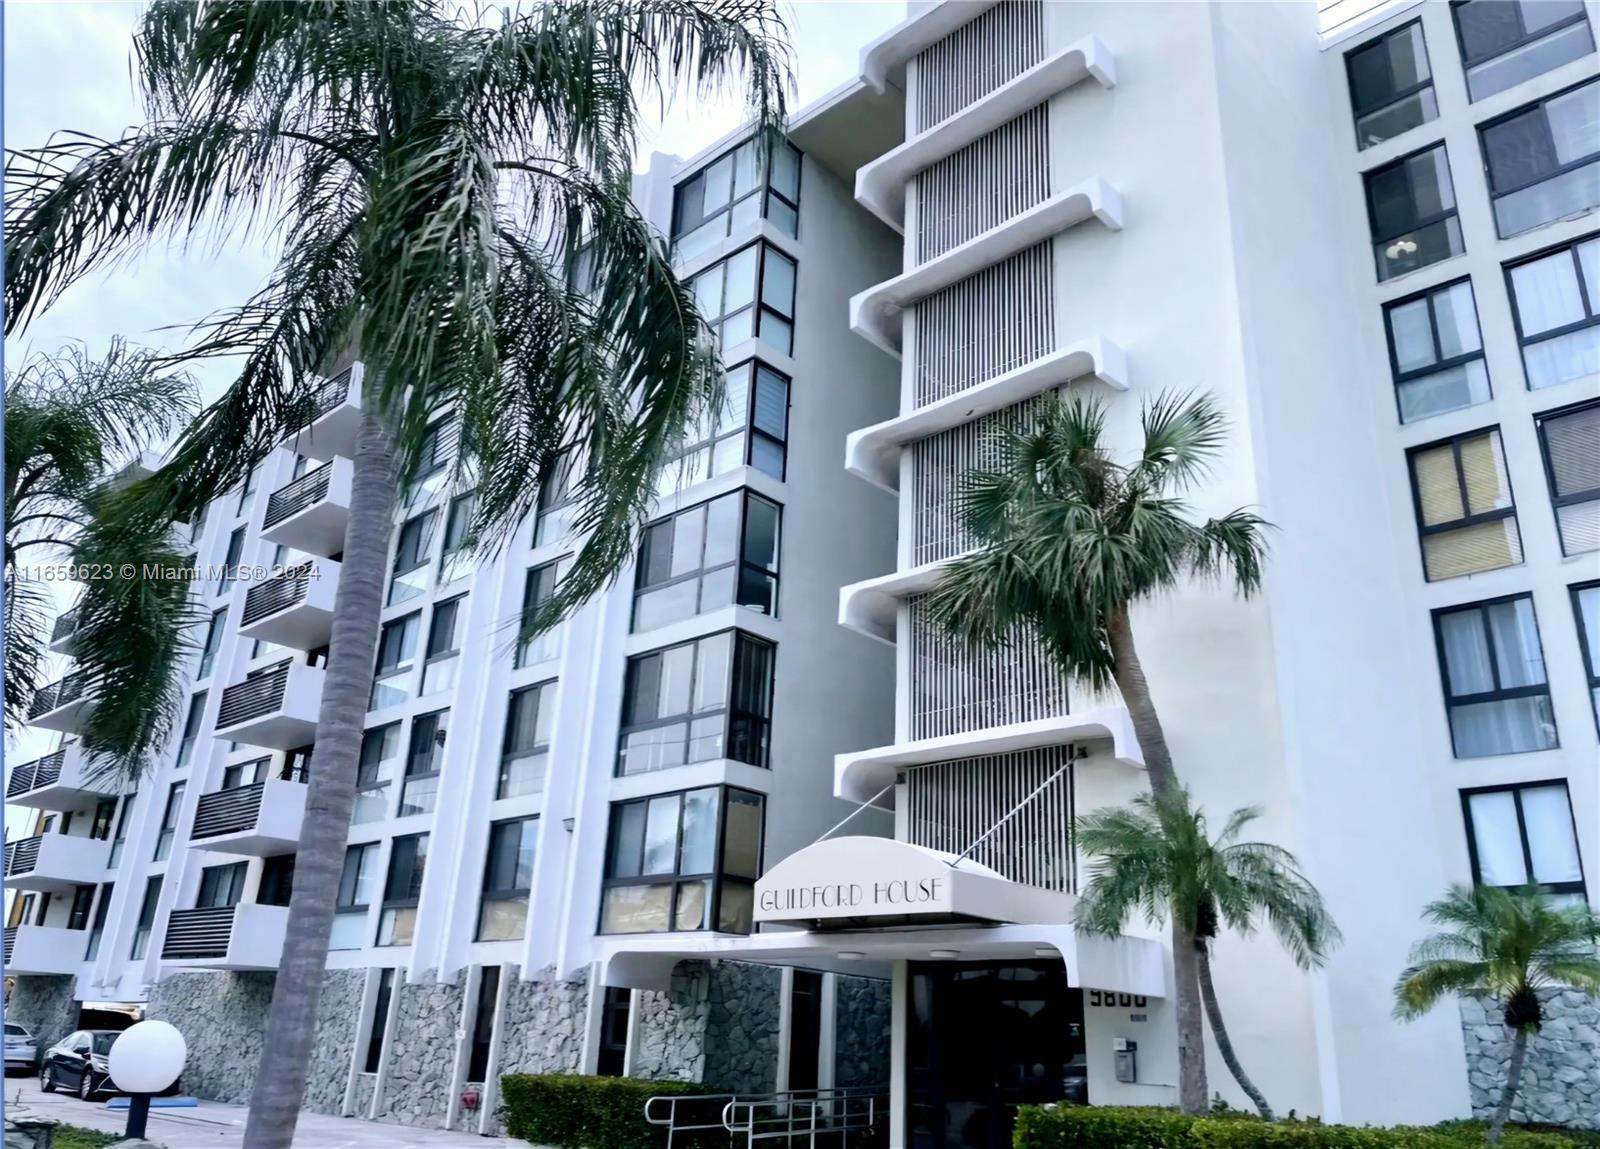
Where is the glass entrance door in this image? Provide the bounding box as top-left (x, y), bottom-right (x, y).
top-left (906, 961), bottom-right (1086, 1149)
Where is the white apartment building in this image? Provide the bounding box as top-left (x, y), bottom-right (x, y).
top-left (6, 2), bottom-right (1599, 1145)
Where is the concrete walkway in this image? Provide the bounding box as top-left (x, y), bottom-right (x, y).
top-left (2, 1082), bottom-right (533, 1148)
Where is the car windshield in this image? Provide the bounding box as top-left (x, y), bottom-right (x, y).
top-left (4, 1025), bottom-right (26, 1038)
top-left (91, 1033), bottom-right (118, 1055)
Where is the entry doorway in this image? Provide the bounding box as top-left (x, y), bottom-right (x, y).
top-left (906, 961), bottom-right (1086, 1149)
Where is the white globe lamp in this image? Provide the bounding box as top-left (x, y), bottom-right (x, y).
top-left (108, 1021), bottom-right (187, 1138)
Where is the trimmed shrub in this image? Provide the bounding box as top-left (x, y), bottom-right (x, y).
top-left (501, 1073), bottom-right (714, 1149)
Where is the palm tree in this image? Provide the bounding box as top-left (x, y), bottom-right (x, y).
top-left (1395, 884), bottom-right (1600, 1145)
top-left (922, 390), bottom-right (1270, 1112)
top-left (1074, 789), bottom-right (1339, 1120)
top-left (5, 4), bottom-right (792, 1146)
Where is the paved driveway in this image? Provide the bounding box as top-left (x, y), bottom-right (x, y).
top-left (3, 1082), bottom-right (534, 1148)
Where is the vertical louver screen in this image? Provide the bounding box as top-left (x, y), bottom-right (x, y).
top-left (912, 396), bottom-right (1045, 565)
top-left (913, 243), bottom-right (1054, 407)
top-left (914, 0), bottom-right (1047, 132)
top-left (908, 594), bottom-right (1069, 739)
top-left (916, 104), bottom-right (1051, 263)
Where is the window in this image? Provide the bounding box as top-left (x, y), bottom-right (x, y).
top-left (1385, 279), bottom-right (1491, 424)
top-left (1507, 235), bottom-right (1600, 392)
top-left (617, 631), bottom-right (776, 775)
top-left (84, 882), bottom-right (113, 960)
top-left (500, 683), bottom-right (554, 799)
top-left (365, 968), bottom-right (395, 1073)
top-left (1434, 594), bottom-right (1557, 758)
top-left (331, 842), bottom-right (379, 950)
top-left (477, 818), bottom-right (539, 941)
top-left (787, 969), bottom-right (824, 1092)
top-left (236, 467), bottom-right (257, 516)
top-left (658, 360), bottom-right (791, 496)
top-left (259, 854), bottom-right (295, 907)
top-left (1536, 399), bottom-right (1600, 554)
top-left (1407, 428), bottom-right (1522, 580)
top-left (198, 607), bottom-right (227, 680)
top-left (282, 743), bottom-right (313, 782)
top-left (197, 862), bottom-right (248, 909)
top-left (370, 612), bottom-right (421, 710)
top-left (440, 491), bottom-right (476, 583)
top-left (1453, 0), bottom-right (1594, 102)
top-left (466, 966), bottom-right (501, 1083)
top-left (398, 710), bottom-right (448, 817)
top-left (600, 786), bottom-right (764, 935)
top-left (1346, 20), bottom-right (1437, 148)
top-left (153, 781), bottom-right (186, 860)
top-left (1463, 781), bottom-right (1585, 900)
top-left (353, 724), bottom-right (401, 823)
top-left (690, 243), bottom-right (797, 355)
top-left (176, 692), bottom-right (208, 768)
top-left (217, 527), bottom-right (246, 595)
top-left (108, 795), bottom-right (134, 868)
top-left (389, 509), bottom-right (439, 605)
top-left (515, 559), bottom-right (569, 668)
top-left (130, 876), bottom-right (162, 959)
top-left (421, 595), bottom-right (465, 697)
top-left (1480, 79), bottom-right (1600, 239)
top-left (633, 493), bottom-right (781, 631)
top-left (406, 418), bottom-right (457, 504)
top-left (65, 884), bottom-right (95, 931)
top-left (672, 138), bottom-right (803, 258)
top-left (534, 451), bottom-right (577, 548)
top-left (88, 797), bottom-right (116, 841)
top-left (377, 833), bottom-right (429, 945)
top-left (597, 987), bottom-right (631, 1076)
top-left (1364, 144), bottom-right (1464, 281)
top-left (1573, 581), bottom-right (1600, 731)
top-left (221, 757), bottom-right (269, 790)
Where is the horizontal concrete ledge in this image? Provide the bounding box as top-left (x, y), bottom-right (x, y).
top-left (850, 178), bottom-right (1123, 357)
top-left (838, 557), bottom-right (958, 646)
top-left (860, 0), bottom-right (1003, 94)
top-left (857, 36), bottom-right (1116, 232)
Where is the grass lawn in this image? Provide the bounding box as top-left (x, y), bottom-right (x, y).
top-left (53, 1126), bottom-right (126, 1149)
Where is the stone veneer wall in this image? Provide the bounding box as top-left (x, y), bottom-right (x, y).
top-left (1460, 990), bottom-right (1600, 1127)
top-left (6, 976), bottom-right (79, 1052)
top-left (497, 965), bottom-right (588, 1077)
top-left (302, 968), bottom-right (365, 1115)
top-left (146, 972), bottom-right (274, 1103)
top-left (632, 964), bottom-right (710, 1083)
top-left (834, 973), bottom-right (891, 1089)
top-left (372, 969), bottom-right (463, 1130)
top-left (703, 962), bottom-right (781, 1094)
top-left (350, 1072), bottom-right (376, 1117)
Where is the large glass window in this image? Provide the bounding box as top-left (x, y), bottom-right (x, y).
top-left (477, 817), bottom-right (539, 941)
top-left (1384, 279), bottom-right (1491, 423)
top-left (196, 862), bottom-right (247, 909)
top-left (1480, 79), bottom-right (1600, 239)
top-left (421, 594), bottom-right (465, 697)
top-left (405, 417), bottom-right (456, 504)
top-left (1536, 399), bottom-right (1600, 554)
top-left (153, 781), bottom-right (185, 861)
top-left (633, 492), bottom-right (781, 631)
top-left (515, 558), bottom-right (569, 668)
top-left (130, 876), bottom-right (162, 959)
top-left (370, 611), bottom-right (421, 710)
top-left (1453, 0), bottom-right (1594, 102)
top-left (84, 882), bottom-right (113, 960)
top-left (440, 491), bottom-right (476, 584)
top-left (500, 682), bottom-right (555, 799)
top-left (466, 966), bottom-right (501, 1084)
top-left (1463, 781), bottom-right (1585, 900)
top-left (1507, 235), bottom-right (1600, 392)
top-left (354, 723), bottom-right (402, 824)
top-left (377, 833), bottom-right (429, 946)
top-left (617, 631), bottom-right (776, 775)
top-left (1364, 144), bottom-right (1464, 281)
top-left (1407, 428), bottom-right (1522, 580)
top-left (364, 968), bottom-right (395, 1072)
top-left (399, 710), bottom-right (448, 817)
top-left (176, 691), bottom-right (208, 768)
top-left (331, 842), bottom-right (379, 950)
top-left (198, 607), bottom-right (227, 680)
top-left (600, 786), bottom-right (764, 935)
top-left (221, 757), bottom-right (268, 790)
top-left (691, 243), bottom-right (797, 355)
top-left (1346, 20), bottom-right (1437, 148)
top-left (217, 527), bottom-right (246, 595)
top-left (672, 139), bottom-right (802, 259)
top-left (1573, 580), bottom-right (1600, 732)
top-left (1434, 594), bottom-right (1557, 758)
top-left (657, 360), bottom-right (791, 495)
top-left (259, 854), bottom-right (294, 907)
top-left (389, 509), bottom-right (439, 605)
top-left (534, 451), bottom-right (576, 548)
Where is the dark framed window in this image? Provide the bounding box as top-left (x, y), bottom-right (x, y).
top-left (466, 966), bottom-right (501, 1083)
top-left (534, 451), bottom-right (576, 548)
top-left (659, 360), bottom-right (791, 497)
top-left (389, 508), bottom-right (440, 605)
top-left (197, 862), bottom-right (248, 909)
top-left (1535, 398), bottom-right (1600, 555)
top-left (690, 242), bottom-right (797, 355)
top-left (1452, 0), bottom-right (1594, 102)
top-left (515, 558), bottom-right (569, 668)
top-left (1364, 143), bottom-right (1464, 281)
top-left (331, 842), bottom-right (379, 950)
top-left (153, 781), bottom-right (186, 861)
top-left (398, 710), bottom-right (449, 817)
top-left (365, 968), bottom-right (396, 1073)
top-left (1433, 594), bottom-right (1557, 758)
top-left (354, 722), bottom-right (402, 824)
top-left (477, 818), bottom-right (539, 941)
top-left (672, 137), bottom-right (803, 259)
top-left (198, 607), bottom-right (227, 680)
top-left (600, 786), bottom-right (764, 935)
top-left (176, 691), bottom-right (208, 768)
top-left (236, 466), bottom-right (257, 516)
top-left (596, 987), bottom-right (631, 1077)
top-left (130, 876), bottom-right (162, 959)
top-left (217, 527), bottom-right (246, 595)
top-left (377, 832), bottom-right (429, 946)
top-left (84, 882), bottom-right (113, 960)
top-left (1407, 428), bottom-right (1522, 580)
top-left (404, 417), bottom-right (458, 504)
top-left (1346, 20), bottom-right (1437, 148)
top-left (440, 491), bottom-right (477, 582)
top-left (88, 797), bottom-right (116, 841)
top-left (1384, 278), bottom-right (1491, 423)
top-left (421, 594), bottom-right (466, 697)
top-left (1572, 580), bottom-right (1600, 732)
top-left (500, 682), bottom-right (555, 799)
top-left (617, 630), bottom-right (776, 775)
top-left (1479, 78), bottom-right (1600, 239)
top-left (787, 969), bottom-right (823, 1092)
top-left (370, 611), bottom-right (422, 710)
top-left (108, 794), bottom-right (134, 868)
top-left (65, 884), bottom-right (95, 931)
top-left (259, 854), bottom-right (295, 907)
top-left (1506, 233), bottom-right (1600, 392)
top-left (282, 743), bottom-right (314, 782)
top-left (1462, 780), bottom-right (1586, 900)
top-left (221, 757), bottom-right (269, 790)
top-left (634, 492), bottom-right (781, 632)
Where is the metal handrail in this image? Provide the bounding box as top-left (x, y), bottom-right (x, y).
top-left (162, 905), bottom-right (237, 960)
top-left (646, 1086), bottom-right (888, 1148)
top-left (51, 609), bottom-right (79, 643)
top-left (7, 749), bottom-right (65, 798)
top-left (241, 561), bottom-right (316, 625)
top-left (6, 836), bottom-right (43, 876)
top-left (3, 927), bottom-right (16, 963)
top-left (263, 462), bottom-right (332, 529)
top-left (216, 661), bottom-right (293, 729)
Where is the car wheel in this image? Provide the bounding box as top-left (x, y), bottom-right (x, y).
top-left (77, 1071), bottom-right (93, 1101)
top-left (40, 1065), bottom-right (55, 1093)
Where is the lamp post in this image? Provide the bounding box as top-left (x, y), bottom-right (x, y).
top-left (107, 1020), bottom-right (187, 1141)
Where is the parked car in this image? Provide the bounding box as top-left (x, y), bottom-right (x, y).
top-left (39, 1029), bottom-right (180, 1100)
top-left (3, 1023), bottom-right (38, 1072)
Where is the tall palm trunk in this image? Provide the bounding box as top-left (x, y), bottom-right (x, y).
top-left (243, 390), bottom-right (399, 1149)
top-left (1105, 606), bottom-right (1207, 1114)
top-left (1488, 1027), bottom-right (1529, 1146)
top-left (1196, 944), bottom-right (1273, 1119)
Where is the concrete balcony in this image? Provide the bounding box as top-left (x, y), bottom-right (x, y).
top-left (260, 458), bottom-right (352, 558)
top-left (48, 608), bottom-right (80, 656)
top-left (187, 774), bottom-right (306, 856)
top-left (859, 0), bottom-right (1001, 94)
top-left (25, 673), bottom-right (92, 735)
top-left (5, 745), bottom-right (114, 811)
top-left (3, 924), bottom-right (88, 976)
top-left (4, 833), bottom-right (112, 892)
top-left (214, 660), bottom-right (324, 750)
top-left (284, 364), bottom-right (364, 462)
top-left (238, 558), bottom-right (340, 649)
top-left (160, 903), bottom-right (287, 970)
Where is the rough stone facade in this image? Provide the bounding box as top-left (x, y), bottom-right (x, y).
top-left (350, 1072), bottom-right (376, 1117)
top-left (302, 968), bottom-right (365, 1115)
top-left (5, 976), bottom-right (79, 1053)
top-left (146, 971), bottom-right (275, 1103)
top-left (704, 961), bottom-right (781, 1094)
top-left (372, 968), bottom-right (463, 1130)
top-left (632, 964), bottom-right (710, 1083)
top-left (498, 965), bottom-right (588, 1077)
top-left (1460, 990), bottom-right (1600, 1127)
top-left (834, 973), bottom-right (891, 1089)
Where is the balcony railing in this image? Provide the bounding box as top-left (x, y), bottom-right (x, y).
top-left (241, 562), bottom-right (316, 627)
top-left (216, 662), bottom-right (292, 730)
top-left (161, 906), bottom-right (237, 960)
top-left (6, 750), bottom-right (64, 799)
top-left (5, 836), bottom-right (43, 877)
top-left (27, 673), bottom-right (86, 721)
top-left (51, 609), bottom-right (79, 644)
top-left (287, 368), bottom-right (354, 432)
top-left (2, 927), bottom-right (15, 963)
top-left (190, 767), bottom-right (308, 841)
top-left (264, 463), bottom-right (332, 530)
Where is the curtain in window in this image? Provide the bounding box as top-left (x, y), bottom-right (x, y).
top-left (1487, 598), bottom-right (1546, 687)
top-left (1467, 790), bottom-right (1528, 885)
top-left (1521, 785), bottom-right (1582, 884)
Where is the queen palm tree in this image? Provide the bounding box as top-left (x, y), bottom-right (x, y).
top-left (5, 4), bottom-right (792, 1145)
top-left (921, 389), bottom-right (1270, 1112)
top-left (1395, 884), bottom-right (1600, 1145)
top-left (1074, 789), bottom-right (1339, 1120)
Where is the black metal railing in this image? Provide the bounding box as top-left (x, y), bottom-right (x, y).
top-left (6, 750), bottom-right (64, 799)
top-left (242, 562), bottom-right (316, 626)
top-left (263, 463), bottom-right (333, 529)
top-left (216, 662), bottom-right (292, 729)
top-left (161, 906), bottom-right (237, 960)
top-left (51, 609), bottom-right (79, 644)
top-left (285, 367), bottom-right (355, 436)
top-left (6, 836), bottom-right (43, 876)
top-left (191, 784), bottom-right (267, 839)
top-left (3, 927), bottom-right (16, 963)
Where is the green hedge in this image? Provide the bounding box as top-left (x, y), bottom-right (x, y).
top-left (500, 1073), bottom-right (721, 1149)
top-left (1013, 1106), bottom-right (1589, 1149)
